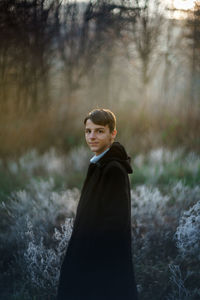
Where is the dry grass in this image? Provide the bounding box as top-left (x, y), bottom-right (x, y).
top-left (0, 101), bottom-right (200, 159)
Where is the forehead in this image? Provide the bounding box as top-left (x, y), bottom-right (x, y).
top-left (85, 119), bottom-right (109, 129)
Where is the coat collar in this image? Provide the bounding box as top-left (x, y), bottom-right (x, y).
top-left (93, 141), bottom-right (133, 174)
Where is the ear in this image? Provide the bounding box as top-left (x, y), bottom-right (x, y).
top-left (111, 129), bottom-right (117, 139)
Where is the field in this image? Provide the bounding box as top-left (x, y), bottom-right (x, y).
top-left (0, 146), bottom-right (199, 299)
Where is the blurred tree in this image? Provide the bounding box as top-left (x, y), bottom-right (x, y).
top-left (56, 0), bottom-right (139, 102)
top-left (167, 1), bottom-right (200, 112)
top-left (127, 0), bottom-right (164, 105)
top-left (0, 0), bottom-right (60, 113)
top-left (186, 2), bottom-right (200, 109)
top-left (84, 0), bottom-right (139, 105)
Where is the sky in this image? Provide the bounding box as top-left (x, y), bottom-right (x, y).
top-left (172, 0), bottom-right (196, 10)
top-left (67, 0), bottom-right (196, 10)
top-left (65, 0), bottom-right (198, 19)
top-left (166, 0), bottom-right (197, 19)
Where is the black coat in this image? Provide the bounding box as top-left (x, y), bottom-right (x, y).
top-left (57, 141), bottom-right (138, 300)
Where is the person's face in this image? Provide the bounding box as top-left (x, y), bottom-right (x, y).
top-left (85, 119), bottom-right (117, 155)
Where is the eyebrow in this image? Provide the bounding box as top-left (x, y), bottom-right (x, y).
top-left (85, 127), bottom-right (105, 130)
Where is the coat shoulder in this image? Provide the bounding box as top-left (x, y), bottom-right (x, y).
top-left (103, 160), bottom-right (127, 175)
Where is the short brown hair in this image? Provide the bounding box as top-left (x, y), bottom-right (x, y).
top-left (84, 108), bottom-right (116, 133)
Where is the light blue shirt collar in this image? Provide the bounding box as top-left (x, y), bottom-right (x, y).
top-left (90, 147), bottom-right (110, 164)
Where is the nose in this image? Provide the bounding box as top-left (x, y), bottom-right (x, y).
top-left (90, 131), bottom-right (96, 139)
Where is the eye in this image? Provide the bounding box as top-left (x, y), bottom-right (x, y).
top-left (98, 129), bottom-right (104, 133)
top-left (85, 129), bottom-right (91, 134)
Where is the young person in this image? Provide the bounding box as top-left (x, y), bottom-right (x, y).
top-left (57, 108), bottom-right (138, 300)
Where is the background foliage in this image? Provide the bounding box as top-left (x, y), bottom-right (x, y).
top-left (0, 147), bottom-right (200, 299)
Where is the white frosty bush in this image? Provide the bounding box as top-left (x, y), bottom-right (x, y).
top-left (183, 152), bottom-right (200, 176)
top-left (22, 217), bottom-right (73, 295)
top-left (133, 147), bottom-right (200, 184)
top-left (166, 264), bottom-right (200, 300)
top-left (0, 146), bottom-right (200, 299)
top-left (0, 176), bottom-right (78, 298)
top-left (4, 145), bottom-right (91, 177)
top-left (131, 182), bottom-right (200, 225)
top-left (66, 145), bottom-right (91, 172)
top-left (148, 148), bottom-right (184, 165)
top-left (133, 147), bottom-right (184, 168)
top-left (131, 185), bottom-right (170, 226)
top-left (175, 200), bottom-right (200, 260)
top-left (170, 181), bottom-right (200, 205)
top-left (7, 148), bottom-right (66, 176)
top-left (2, 176), bottom-right (79, 219)
top-left (0, 177), bottom-right (79, 258)
top-left (130, 185), bottom-right (171, 259)
top-left (130, 181), bottom-right (200, 263)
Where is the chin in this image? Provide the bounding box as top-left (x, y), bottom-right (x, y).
top-left (90, 146), bottom-right (99, 152)
top-left (93, 148), bottom-right (102, 154)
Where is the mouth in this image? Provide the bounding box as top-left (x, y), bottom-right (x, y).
top-left (89, 143), bottom-right (98, 145)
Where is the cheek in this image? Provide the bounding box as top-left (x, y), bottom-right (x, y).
top-left (100, 134), bottom-right (109, 141)
top-left (98, 134), bottom-right (106, 140)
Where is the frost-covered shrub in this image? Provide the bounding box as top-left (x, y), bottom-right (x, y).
top-left (7, 148), bottom-right (66, 176)
top-left (0, 146), bottom-right (91, 196)
top-left (66, 145), bottom-right (91, 172)
top-left (183, 152), bottom-right (200, 176)
top-left (133, 147), bottom-right (200, 185)
top-left (131, 185), bottom-right (169, 220)
top-left (131, 182), bottom-right (200, 266)
top-left (148, 148), bottom-right (184, 165)
top-left (131, 182), bottom-right (200, 230)
top-left (133, 147), bottom-right (184, 170)
top-left (131, 185), bottom-right (176, 262)
top-left (0, 146), bottom-right (199, 299)
top-left (21, 217), bottom-right (73, 297)
top-left (5, 146), bottom-right (91, 177)
top-left (166, 264), bottom-right (200, 300)
top-left (134, 147), bottom-right (184, 167)
top-left (164, 181), bottom-right (200, 227)
top-left (0, 178), bottom-right (79, 299)
top-left (175, 200), bottom-right (200, 260)
top-left (0, 177), bottom-right (79, 246)
top-left (130, 181), bottom-right (200, 300)
top-left (170, 182), bottom-right (200, 207)
top-left (170, 181), bottom-right (200, 203)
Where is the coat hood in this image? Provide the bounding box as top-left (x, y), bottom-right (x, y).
top-left (95, 141), bottom-right (133, 174)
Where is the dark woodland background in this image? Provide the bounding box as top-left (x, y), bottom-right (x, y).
top-left (0, 0), bottom-right (200, 157)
